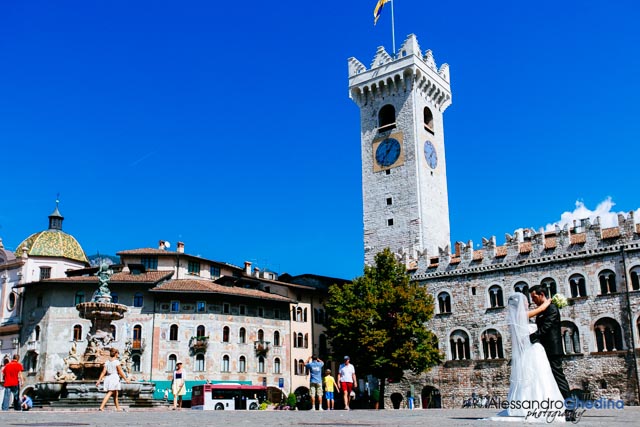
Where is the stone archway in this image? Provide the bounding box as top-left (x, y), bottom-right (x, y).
top-left (294, 386), bottom-right (311, 410)
top-left (390, 392), bottom-right (404, 409)
top-left (421, 386), bottom-right (441, 409)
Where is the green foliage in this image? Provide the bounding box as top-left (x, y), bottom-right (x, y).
top-left (286, 392), bottom-right (297, 408)
top-left (325, 248), bottom-right (442, 380)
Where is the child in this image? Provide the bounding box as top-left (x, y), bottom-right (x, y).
top-left (323, 369), bottom-right (340, 410)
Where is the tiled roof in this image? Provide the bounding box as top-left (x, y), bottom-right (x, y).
top-left (151, 279), bottom-right (292, 302)
top-left (544, 237), bottom-right (557, 250)
top-left (636, 224), bottom-right (640, 234)
top-left (519, 242), bottom-right (532, 254)
top-left (14, 230), bottom-right (89, 264)
top-left (472, 251), bottom-right (484, 261)
top-left (43, 271), bottom-right (174, 284)
top-left (117, 248), bottom-right (180, 256)
top-left (449, 257), bottom-right (461, 264)
top-left (116, 248), bottom-right (243, 270)
top-left (602, 227), bottom-right (621, 239)
top-left (570, 233), bottom-right (586, 245)
top-left (495, 246), bottom-right (507, 257)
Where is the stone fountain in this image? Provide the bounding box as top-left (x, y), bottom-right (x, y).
top-left (34, 264), bottom-right (159, 408)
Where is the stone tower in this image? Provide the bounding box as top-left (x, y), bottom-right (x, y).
top-left (348, 34), bottom-right (453, 265)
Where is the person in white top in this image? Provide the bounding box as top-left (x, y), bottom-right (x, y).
top-left (96, 348), bottom-right (130, 411)
top-left (337, 356), bottom-right (356, 410)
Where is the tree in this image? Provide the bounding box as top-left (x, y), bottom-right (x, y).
top-left (325, 248), bottom-right (442, 408)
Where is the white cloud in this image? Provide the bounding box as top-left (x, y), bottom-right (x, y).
top-left (544, 198), bottom-right (639, 232)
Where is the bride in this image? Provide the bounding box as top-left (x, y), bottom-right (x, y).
top-left (492, 293), bottom-right (566, 423)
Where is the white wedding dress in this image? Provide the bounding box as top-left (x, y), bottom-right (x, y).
top-left (490, 293), bottom-right (565, 423)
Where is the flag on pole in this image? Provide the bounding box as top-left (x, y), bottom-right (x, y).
top-left (373, 0), bottom-right (391, 25)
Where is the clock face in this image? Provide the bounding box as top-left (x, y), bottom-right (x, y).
top-left (424, 140), bottom-right (438, 169)
top-left (375, 138), bottom-right (401, 167)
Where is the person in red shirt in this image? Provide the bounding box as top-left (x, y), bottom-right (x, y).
top-left (2, 354), bottom-right (24, 411)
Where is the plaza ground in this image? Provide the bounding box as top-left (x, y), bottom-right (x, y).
top-left (0, 407), bottom-right (638, 426)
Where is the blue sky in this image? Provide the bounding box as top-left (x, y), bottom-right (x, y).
top-left (1, 0), bottom-right (638, 280)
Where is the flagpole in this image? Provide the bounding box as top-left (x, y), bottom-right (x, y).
top-left (391, 0), bottom-right (396, 55)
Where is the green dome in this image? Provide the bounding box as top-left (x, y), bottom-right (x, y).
top-left (14, 230), bottom-right (89, 264)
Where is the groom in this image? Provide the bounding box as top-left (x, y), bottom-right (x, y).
top-left (529, 285), bottom-right (571, 400)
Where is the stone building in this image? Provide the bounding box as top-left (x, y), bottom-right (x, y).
top-left (349, 34), bottom-right (640, 408)
top-left (15, 236), bottom-right (340, 402)
top-left (1, 203), bottom-right (89, 365)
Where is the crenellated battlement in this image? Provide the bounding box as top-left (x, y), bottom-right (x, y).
top-left (402, 212), bottom-right (640, 278)
top-left (348, 34), bottom-right (451, 111)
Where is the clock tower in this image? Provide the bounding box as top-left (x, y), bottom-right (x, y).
top-left (348, 34), bottom-right (452, 266)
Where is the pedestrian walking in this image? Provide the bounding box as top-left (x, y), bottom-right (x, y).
top-left (323, 369), bottom-right (340, 410)
top-left (171, 361), bottom-right (186, 410)
top-left (337, 356), bottom-right (356, 410)
top-left (96, 348), bottom-right (130, 411)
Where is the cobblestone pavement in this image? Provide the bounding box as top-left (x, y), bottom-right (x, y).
top-left (0, 407), bottom-right (638, 427)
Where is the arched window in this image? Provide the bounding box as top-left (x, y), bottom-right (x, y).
top-left (132, 355), bottom-right (141, 372)
top-left (133, 325), bottom-right (143, 349)
top-left (630, 266), bottom-right (640, 291)
top-left (196, 325), bottom-right (206, 337)
top-left (168, 354), bottom-right (177, 372)
top-left (133, 292), bottom-right (144, 307)
top-left (239, 328), bottom-right (246, 344)
top-left (169, 324), bottom-right (178, 341)
top-left (297, 359), bottom-right (305, 376)
top-left (34, 325), bottom-right (41, 341)
top-left (598, 270), bottom-right (617, 295)
top-left (273, 331), bottom-right (280, 347)
top-left (304, 333), bottom-right (309, 348)
top-left (74, 291), bottom-right (84, 305)
top-left (258, 329), bottom-right (264, 341)
top-left (481, 329), bottom-right (504, 359)
top-left (449, 330), bottom-right (471, 360)
top-left (110, 325), bottom-right (117, 341)
top-left (423, 106), bottom-right (434, 132)
top-left (296, 307), bottom-right (303, 322)
top-left (541, 278), bottom-right (557, 297)
top-left (319, 334), bottom-right (328, 356)
top-left (488, 285), bottom-right (504, 308)
top-left (223, 326), bottom-right (230, 343)
top-left (73, 324), bottom-right (82, 341)
top-left (303, 308), bottom-right (308, 322)
top-left (195, 354), bottom-right (205, 371)
top-left (561, 321), bottom-right (581, 354)
top-left (296, 333), bottom-right (304, 348)
top-left (437, 292), bottom-right (451, 313)
top-left (274, 357), bottom-right (281, 374)
top-left (258, 356), bottom-right (265, 373)
top-left (594, 317), bottom-right (623, 352)
top-left (569, 274), bottom-right (587, 298)
top-left (514, 282), bottom-right (530, 303)
top-left (378, 104), bottom-right (396, 130)
top-left (222, 355), bottom-right (230, 372)
top-left (239, 356), bottom-right (246, 372)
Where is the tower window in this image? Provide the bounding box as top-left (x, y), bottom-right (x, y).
top-left (387, 218), bottom-right (394, 226)
top-left (386, 197), bottom-right (393, 205)
top-left (385, 169), bottom-right (391, 175)
top-left (378, 104), bottom-right (396, 131)
top-left (424, 107), bottom-right (434, 133)
top-left (39, 267), bottom-right (51, 280)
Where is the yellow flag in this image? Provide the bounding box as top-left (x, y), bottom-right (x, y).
top-left (374, 0), bottom-right (391, 25)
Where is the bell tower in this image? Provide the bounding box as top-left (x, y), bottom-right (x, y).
top-left (348, 34), bottom-right (452, 266)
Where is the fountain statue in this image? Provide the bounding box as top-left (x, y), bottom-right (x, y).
top-left (34, 263), bottom-right (159, 408)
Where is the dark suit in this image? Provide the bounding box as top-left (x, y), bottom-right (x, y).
top-left (529, 303), bottom-right (570, 399)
